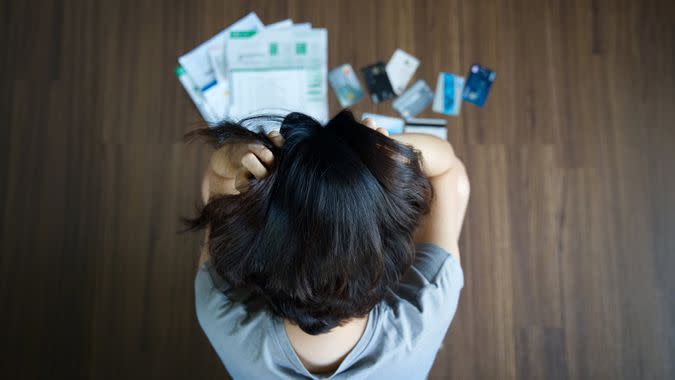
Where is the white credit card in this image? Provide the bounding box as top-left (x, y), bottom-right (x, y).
top-left (404, 125), bottom-right (448, 140)
top-left (361, 113), bottom-right (405, 134)
top-left (406, 117), bottom-right (447, 127)
top-left (385, 49), bottom-right (420, 95)
top-left (392, 80), bottom-right (434, 119)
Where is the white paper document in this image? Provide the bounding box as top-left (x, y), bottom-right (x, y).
top-left (178, 13), bottom-right (264, 90)
top-left (225, 28), bottom-right (328, 122)
top-left (266, 19), bottom-right (293, 30)
top-left (177, 13), bottom-right (327, 125)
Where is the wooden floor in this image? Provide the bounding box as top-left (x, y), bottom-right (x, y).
top-left (1, 0), bottom-right (674, 379)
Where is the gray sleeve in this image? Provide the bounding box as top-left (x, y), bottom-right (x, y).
top-left (413, 243), bottom-right (462, 284)
top-left (193, 261), bottom-right (238, 355)
top-left (391, 243), bottom-right (464, 318)
top-left (194, 262), bottom-right (284, 377)
top-left (369, 244), bottom-right (464, 378)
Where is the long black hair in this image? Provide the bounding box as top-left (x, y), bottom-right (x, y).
top-left (186, 110), bottom-right (433, 335)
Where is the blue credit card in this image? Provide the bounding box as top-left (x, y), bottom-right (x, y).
top-left (433, 72), bottom-right (465, 116)
top-left (328, 64), bottom-right (365, 107)
top-left (462, 64), bottom-right (496, 107)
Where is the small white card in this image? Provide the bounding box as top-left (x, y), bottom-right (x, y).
top-left (385, 49), bottom-right (420, 95)
top-left (404, 126), bottom-right (447, 140)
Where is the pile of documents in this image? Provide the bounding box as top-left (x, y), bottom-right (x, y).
top-left (176, 13), bottom-right (328, 124)
top-left (176, 12), bottom-right (497, 140)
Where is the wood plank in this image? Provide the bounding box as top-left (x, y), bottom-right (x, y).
top-left (1, 0), bottom-right (673, 378)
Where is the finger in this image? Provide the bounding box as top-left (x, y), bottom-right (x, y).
top-left (268, 130), bottom-right (285, 148)
top-left (247, 143), bottom-right (274, 166)
top-left (241, 152), bottom-right (269, 179)
top-left (234, 171), bottom-right (248, 193)
top-left (376, 127), bottom-right (389, 136)
top-left (363, 118), bottom-right (377, 130)
top-left (201, 169), bottom-right (211, 203)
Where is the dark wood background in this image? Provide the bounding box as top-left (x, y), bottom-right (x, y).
top-left (1, 0), bottom-right (673, 379)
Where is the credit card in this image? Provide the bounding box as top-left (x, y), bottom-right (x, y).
top-left (361, 112), bottom-right (405, 135)
top-left (433, 72), bottom-right (465, 116)
top-left (385, 49), bottom-right (420, 95)
top-left (404, 125), bottom-right (448, 140)
top-left (405, 117), bottom-right (447, 127)
top-left (361, 62), bottom-right (395, 104)
top-left (404, 118), bottom-right (447, 139)
top-left (462, 64), bottom-right (496, 107)
top-left (328, 64), bottom-right (365, 107)
top-left (392, 79), bottom-right (434, 119)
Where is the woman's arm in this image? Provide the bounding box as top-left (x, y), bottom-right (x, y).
top-left (204, 140), bottom-right (277, 200)
top-left (390, 133), bottom-right (458, 178)
top-left (197, 131), bottom-right (285, 267)
top-left (389, 133), bottom-right (470, 264)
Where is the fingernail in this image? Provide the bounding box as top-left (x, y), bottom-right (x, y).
top-left (269, 130), bottom-right (280, 137)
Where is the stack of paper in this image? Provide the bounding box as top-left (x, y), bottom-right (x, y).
top-left (176, 13), bottom-right (328, 125)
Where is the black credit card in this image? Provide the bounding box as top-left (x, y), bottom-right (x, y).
top-left (361, 62), bottom-right (395, 104)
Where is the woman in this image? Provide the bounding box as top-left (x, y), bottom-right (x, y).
top-left (188, 110), bottom-right (470, 379)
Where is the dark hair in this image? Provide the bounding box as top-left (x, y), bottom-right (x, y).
top-left (186, 110), bottom-right (433, 335)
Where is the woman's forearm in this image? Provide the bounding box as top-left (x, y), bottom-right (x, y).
top-left (391, 133), bottom-right (458, 178)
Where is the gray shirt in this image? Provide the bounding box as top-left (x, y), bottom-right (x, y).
top-left (195, 243), bottom-right (463, 379)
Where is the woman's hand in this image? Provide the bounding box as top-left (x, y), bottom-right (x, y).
top-left (202, 130), bottom-right (285, 203)
top-left (362, 118), bottom-right (390, 137)
top-left (366, 117), bottom-right (458, 178)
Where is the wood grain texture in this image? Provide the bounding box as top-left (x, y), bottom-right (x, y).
top-left (1, 0), bottom-right (673, 379)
